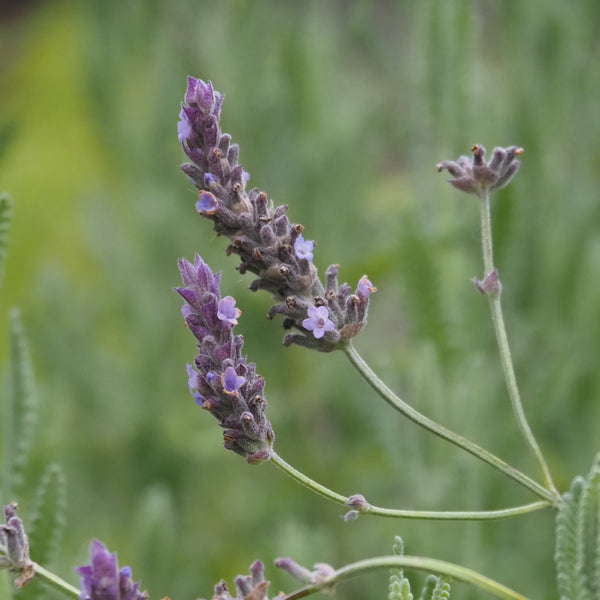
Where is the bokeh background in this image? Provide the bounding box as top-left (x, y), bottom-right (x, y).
top-left (1, 1), bottom-right (600, 598)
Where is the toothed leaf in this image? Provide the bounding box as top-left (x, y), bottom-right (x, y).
top-left (418, 575), bottom-right (439, 600)
top-left (27, 463), bottom-right (67, 565)
top-left (555, 453), bottom-right (600, 600)
top-left (430, 575), bottom-right (452, 600)
top-left (389, 536), bottom-right (413, 600)
top-left (2, 309), bottom-right (38, 497)
top-left (14, 464), bottom-right (67, 600)
top-left (0, 192), bottom-right (12, 291)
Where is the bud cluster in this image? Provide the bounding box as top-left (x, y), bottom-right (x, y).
top-left (178, 77), bottom-right (375, 351)
top-left (176, 255), bottom-right (274, 463)
top-left (436, 144), bottom-right (523, 197)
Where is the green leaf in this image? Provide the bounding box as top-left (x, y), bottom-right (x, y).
top-left (26, 463), bottom-right (67, 566)
top-left (14, 464), bottom-right (67, 600)
top-left (2, 310), bottom-right (38, 498)
top-left (555, 453), bottom-right (600, 600)
top-left (390, 536), bottom-right (413, 600)
top-left (579, 454), bottom-right (600, 598)
top-left (0, 192), bottom-right (12, 292)
top-left (418, 575), bottom-right (438, 600)
top-left (430, 575), bottom-right (452, 600)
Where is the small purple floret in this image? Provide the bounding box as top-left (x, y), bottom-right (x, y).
top-left (222, 366), bottom-right (245, 394)
top-left (302, 306), bottom-right (335, 339)
top-left (196, 191), bottom-right (218, 213)
top-left (356, 275), bottom-right (376, 300)
top-left (177, 108), bottom-right (193, 143)
top-left (294, 234), bottom-right (314, 262)
top-left (75, 540), bottom-right (147, 600)
top-left (187, 364), bottom-right (204, 405)
top-left (217, 296), bottom-right (241, 325)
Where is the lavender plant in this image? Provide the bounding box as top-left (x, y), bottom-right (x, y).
top-left (1, 75), bottom-right (599, 600)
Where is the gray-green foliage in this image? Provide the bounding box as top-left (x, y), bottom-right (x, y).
top-left (25, 463), bottom-right (67, 567)
top-left (14, 464), bottom-right (67, 600)
top-left (418, 575), bottom-right (452, 600)
top-left (389, 536), bottom-right (413, 600)
top-left (0, 193), bottom-right (11, 292)
top-left (389, 537), bottom-right (452, 600)
top-left (3, 310), bottom-right (37, 499)
top-left (555, 453), bottom-right (600, 600)
top-left (1, 313), bottom-right (67, 596)
top-left (0, 212), bottom-right (66, 594)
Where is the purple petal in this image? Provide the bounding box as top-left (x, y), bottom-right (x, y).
top-left (356, 275), bottom-right (376, 300)
top-left (222, 366), bottom-right (245, 394)
top-left (294, 234), bottom-right (314, 262)
top-left (217, 296), bottom-right (241, 325)
top-left (177, 107), bottom-right (193, 144)
top-left (196, 191), bottom-right (218, 213)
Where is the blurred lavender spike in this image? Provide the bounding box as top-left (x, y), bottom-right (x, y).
top-left (75, 539), bottom-right (147, 600)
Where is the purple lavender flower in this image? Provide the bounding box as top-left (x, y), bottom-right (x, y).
top-left (437, 144), bottom-right (523, 197)
top-left (196, 190), bottom-right (218, 213)
top-left (0, 503), bottom-right (34, 588)
top-left (302, 306), bottom-right (335, 339)
top-left (75, 540), bottom-right (147, 600)
top-left (176, 255), bottom-right (274, 463)
top-left (222, 366), bottom-right (245, 395)
top-left (293, 234), bottom-right (314, 262)
top-left (356, 275), bottom-right (376, 300)
top-left (217, 296), bottom-right (241, 326)
top-left (177, 77), bottom-right (376, 351)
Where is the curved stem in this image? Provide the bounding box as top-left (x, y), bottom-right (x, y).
top-left (270, 450), bottom-right (551, 520)
top-left (32, 562), bottom-right (80, 597)
top-left (343, 344), bottom-right (557, 504)
top-left (478, 191), bottom-right (559, 497)
top-left (282, 555), bottom-right (530, 600)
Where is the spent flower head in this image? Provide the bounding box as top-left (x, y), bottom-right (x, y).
top-left (177, 76), bottom-right (375, 350)
top-left (199, 560), bottom-right (284, 600)
top-left (436, 144), bottom-right (523, 197)
top-left (176, 254), bottom-right (274, 463)
top-left (274, 557), bottom-right (335, 587)
top-left (0, 503), bottom-right (34, 588)
top-left (75, 540), bottom-right (147, 600)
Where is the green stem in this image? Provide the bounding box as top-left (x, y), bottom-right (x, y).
top-left (343, 344), bottom-right (556, 504)
top-left (282, 555), bottom-right (530, 600)
top-left (0, 571), bottom-right (11, 600)
top-left (270, 450), bottom-right (551, 520)
top-left (32, 562), bottom-right (80, 598)
top-left (478, 191), bottom-right (559, 497)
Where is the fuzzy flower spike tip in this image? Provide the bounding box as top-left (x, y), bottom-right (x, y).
top-left (176, 254), bottom-right (274, 463)
top-left (177, 77), bottom-right (376, 351)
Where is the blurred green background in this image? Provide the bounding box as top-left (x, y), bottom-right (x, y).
top-left (1, 1), bottom-right (600, 598)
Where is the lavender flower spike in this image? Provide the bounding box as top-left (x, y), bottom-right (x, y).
top-left (75, 540), bottom-right (147, 600)
top-left (176, 255), bottom-right (274, 463)
top-left (178, 77), bottom-right (376, 351)
top-left (437, 144), bottom-right (523, 197)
